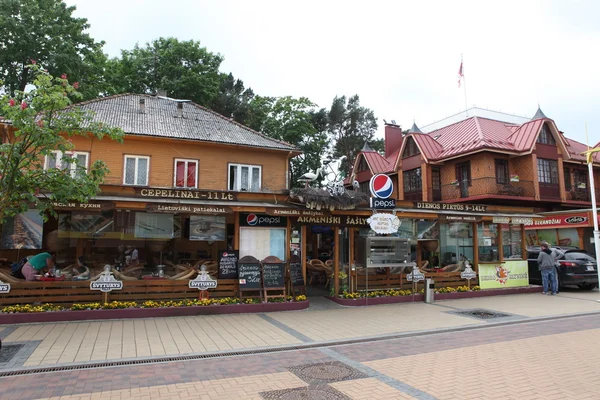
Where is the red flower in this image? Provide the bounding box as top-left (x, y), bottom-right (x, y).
top-left (21, 102), bottom-right (27, 110)
top-left (36, 120), bottom-right (44, 128)
top-left (9, 99), bottom-right (15, 107)
top-left (73, 82), bottom-right (79, 89)
top-left (61, 74), bottom-right (67, 79)
top-left (31, 59), bottom-right (36, 65)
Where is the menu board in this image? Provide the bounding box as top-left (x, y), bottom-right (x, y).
top-left (238, 255), bottom-right (262, 290)
top-left (262, 263), bottom-right (285, 289)
top-left (219, 250), bottom-right (238, 279)
top-left (289, 260), bottom-right (304, 287)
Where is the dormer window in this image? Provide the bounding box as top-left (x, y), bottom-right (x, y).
top-left (357, 157), bottom-right (368, 172)
top-left (402, 138), bottom-right (420, 158)
top-left (536, 124), bottom-right (556, 145)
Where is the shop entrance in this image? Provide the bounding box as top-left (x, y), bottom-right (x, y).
top-left (305, 225), bottom-right (335, 297)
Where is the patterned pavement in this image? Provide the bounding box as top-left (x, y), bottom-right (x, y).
top-left (0, 290), bottom-right (599, 399)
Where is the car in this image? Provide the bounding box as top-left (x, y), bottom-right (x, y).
top-left (527, 246), bottom-right (598, 290)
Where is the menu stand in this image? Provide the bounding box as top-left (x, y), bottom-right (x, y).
top-left (262, 256), bottom-right (286, 302)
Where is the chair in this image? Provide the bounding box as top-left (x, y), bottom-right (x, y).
top-left (308, 259), bottom-right (327, 284)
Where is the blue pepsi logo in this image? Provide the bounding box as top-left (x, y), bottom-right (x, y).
top-left (369, 174), bottom-right (393, 199)
top-left (246, 214), bottom-right (258, 226)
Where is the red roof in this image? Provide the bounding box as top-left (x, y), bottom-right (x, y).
top-left (363, 150), bottom-right (394, 173)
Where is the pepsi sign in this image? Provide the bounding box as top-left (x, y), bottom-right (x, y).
top-left (240, 213), bottom-right (287, 227)
top-left (369, 174), bottom-right (393, 199)
top-left (370, 198), bottom-right (396, 209)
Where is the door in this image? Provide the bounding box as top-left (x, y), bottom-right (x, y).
top-left (457, 162), bottom-right (470, 198)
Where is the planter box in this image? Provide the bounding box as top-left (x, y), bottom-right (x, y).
top-left (327, 286), bottom-right (542, 306)
top-left (327, 294), bottom-right (424, 306)
top-left (0, 300), bottom-right (309, 325)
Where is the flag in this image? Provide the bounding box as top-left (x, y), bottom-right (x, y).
top-left (458, 61), bottom-right (464, 87)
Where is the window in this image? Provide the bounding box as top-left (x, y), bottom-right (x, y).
top-left (357, 157), bottom-right (368, 172)
top-left (564, 167), bottom-right (572, 191)
top-left (358, 181), bottom-right (370, 194)
top-left (536, 124), bottom-right (556, 145)
top-left (229, 163), bottom-right (261, 192)
top-left (477, 223), bottom-right (499, 262)
top-left (403, 168), bottom-right (422, 192)
top-left (124, 155), bottom-right (149, 186)
top-left (537, 158), bottom-right (558, 184)
top-left (402, 138), bottom-right (420, 158)
top-left (431, 167), bottom-right (441, 201)
top-left (574, 169), bottom-right (587, 188)
top-left (174, 159), bottom-right (198, 188)
top-left (455, 161), bottom-right (472, 186)
top-left (495, 159), bottom-right (509, 184)
top-left (502, 225), bottom-right (522, 259)
top-left (240, 227), bottom-right (286, 261)
top-left (45, 151), bottom-right (89, 178)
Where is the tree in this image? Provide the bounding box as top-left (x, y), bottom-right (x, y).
top-left (106, 37), bottom-right (224, 106)
top-left (258, 97), bottom-right (328, 188)
top-left (0, 65), bottom-right (124, 224)
top-left (0, 0), bottom-right (106, 98)
top-left (327, 95), bottom-right (378, 176)
top-left (211, 73), bottom-right (256, 124)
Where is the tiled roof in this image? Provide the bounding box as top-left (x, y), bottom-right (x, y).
top-left (412, 133), bottom-right (444, 160)
top-left (363, 150), bottom-right (394, 173)
top-left (70, 94), bottom-right (300, 152)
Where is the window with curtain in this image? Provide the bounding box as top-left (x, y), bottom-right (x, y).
top-left (574, 169), bottom-right (587, 188)
top-left (403, 168), bottom-right (422, 192)
top-left (228, 163), bottom-right (261, 192)
top-left (537, 158), bottom-right (558, 184)
top-left (124, 155), bottom-right (149, 186)
top-left (495, 159), bottom-right (509, 184)
top-left (239, 227), bottom-right (286, 261)
top-left (174, 159), bottom-right (198, 188)
top-left (45, 151), bottom-right (89, 178)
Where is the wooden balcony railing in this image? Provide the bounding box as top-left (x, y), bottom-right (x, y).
top-left (567, 188), bottom-right (600, 202)
top-left (441, 178), bottom-right (534, 200)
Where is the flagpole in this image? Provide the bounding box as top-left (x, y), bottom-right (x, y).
top-left (462, 54), bottom-right (468, 114)
top-left (584, 123), bottom-right (600, 288)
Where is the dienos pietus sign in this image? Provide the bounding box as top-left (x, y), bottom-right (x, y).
top-left (239, 213), bottom-right (287, 227)
top-left (369, 174), bottom-right (393, 199)
top-left (478, 260), bottom-right (529, 289)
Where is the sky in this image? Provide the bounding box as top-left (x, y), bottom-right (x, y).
top-left (66, 0), bottom-right (600, 146)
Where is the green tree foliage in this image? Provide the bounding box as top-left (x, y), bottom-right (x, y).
top-left (107, 37), bottom-right (223, 106)
top-left (211, 73), bottom-right (256, 124)
top-left (0, 66), bottom-right (124, 223)
top-left (0, 0), bottom-right (105, 99)
top-left (327, 95), bottom-right (378, 175)
top-left (257, 97), bottom-right (328, 188)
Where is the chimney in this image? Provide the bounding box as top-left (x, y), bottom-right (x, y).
top-left (156, 89), bottom-right (167, 97)
top-left (177, 102), bottom-right (183, 118)
top-left (139, 98), bottom-right (145, 114)
top-left (384, 123), bottom-right (403, 158)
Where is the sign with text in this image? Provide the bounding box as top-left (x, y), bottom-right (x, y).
top-left (136, 188), bottom-right (237, 201)
top-left (238, 258), bottom-right (262, 290)
top-left (440, 215), bottom-right (480, 222)
top-left (406, 266), bottom-right (425, 282)
top-left (294, 215), bottom-right (369, 227)
top-left (219, 250), bottom-right (239, 279)
top-left (288, 260), bottom-right (305, 287)
top-left (478, 260), bottom-right (529, 289)
top-left (239, 213), bottom-right (288, 227)
top-left (90, 270), bottom-right (123, 293)
top-left (367, 213), bottom-right (401, 234)
top-left (262, 263), bottom-right (285, 289)
top-left (52, 201), bottom-right (114, 211)
top-left (370, 197), bottom-right (396, 209)
top-left (414, 202), bottom-right (488, 212)
top-left (0, 280), bottom-right (11, 293)
top-left (145, 204), bottom-right (232, 214)
top-left (189, 270), bottom-right (218, 291)
top-left (460, 264), bottom-right (477, 280)
top-left (523, 213), bottom-right (590, 229)
top-left (266, 208), bottom-right (328, 217)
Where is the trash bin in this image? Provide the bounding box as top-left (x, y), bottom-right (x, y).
top-left (424, 278), bottom-right (435, 304)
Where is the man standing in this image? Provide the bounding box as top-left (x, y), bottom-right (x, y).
top-left (537, 242), bottom-right (558, 295)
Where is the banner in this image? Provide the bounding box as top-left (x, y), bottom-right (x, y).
top-left (478, 260), bottom-right (529, 289)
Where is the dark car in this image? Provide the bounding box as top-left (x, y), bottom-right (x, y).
top-left (527, 246), bottom-right (598, 290)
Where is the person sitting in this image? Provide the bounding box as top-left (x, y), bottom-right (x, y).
top-left (72, 256), bottom-right (91, 280)
top-left (125, 246), bottom-right (139, 265)
top-left (22, 252), bottom-right (54, 281)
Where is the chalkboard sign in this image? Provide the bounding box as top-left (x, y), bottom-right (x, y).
top-left (219, 250), bottom-right (238, 279)
top-left (262, 263), bottom-right (285, 289)
top-left (238, 255), bottom-right (262, 290)
top-left (289, 259), bottom-right (304, 287)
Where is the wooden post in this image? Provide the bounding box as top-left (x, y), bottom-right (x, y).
top-left (577, 227), bottom-right (585, 249)
top-left (473, 222), bottom-right (479, 274)
top-left (497, 223), bottom-right (504, 262)
top-left (234, 212), bottom-right (240, 250)
top-left (301, 225), bottom-right (307, 284)
top-left (334, 226), bottom-right (340, 297)
top-left (102, 291), bottom-right (108, 305)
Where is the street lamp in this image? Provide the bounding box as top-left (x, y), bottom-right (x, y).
top-left (581, 145), bottom-right (600, 289)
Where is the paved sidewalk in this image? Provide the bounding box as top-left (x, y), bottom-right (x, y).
top-left (1, 290), bottom-right (599, 371)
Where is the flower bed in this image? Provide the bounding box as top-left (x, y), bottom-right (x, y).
top-left (329, 285), bottom-right (541, 306)
top-left (0, 296), bottom-right (308, 324)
